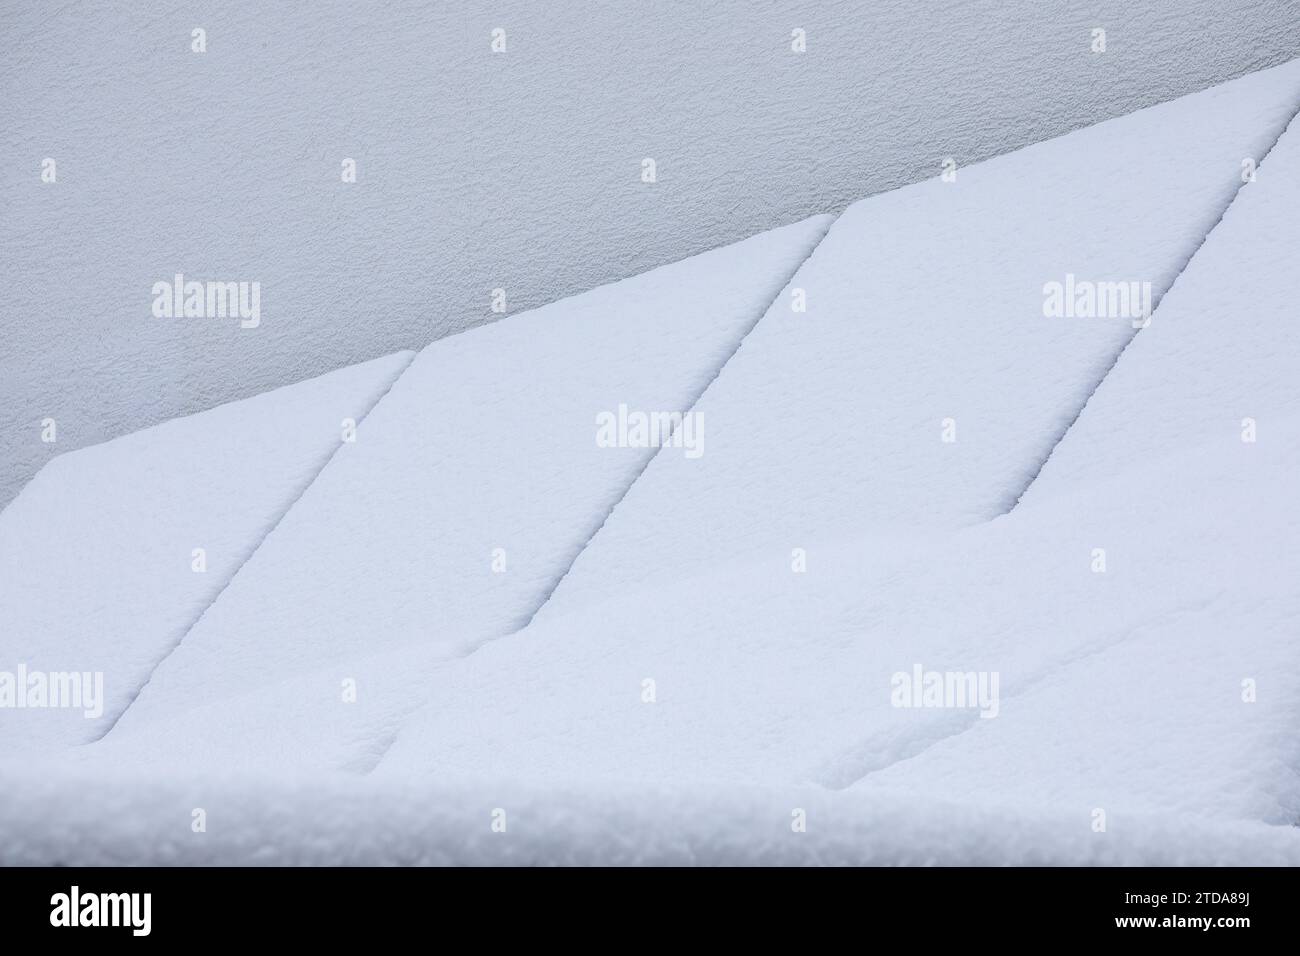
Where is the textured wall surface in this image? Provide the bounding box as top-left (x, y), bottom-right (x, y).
top-left (2, 0), bottom-right (1298, 507)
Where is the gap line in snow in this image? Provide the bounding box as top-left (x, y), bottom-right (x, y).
top-left (819, 591), bottom-right (1226, 790)
top-left (362, 213), bottom-right (840, 775)
top-left (1000, 99), bottom-right (1300, 515)
top-left (831, 102), bottom-right (1300, 787)
top-left (512, 214), bottom-right (838, 635)
top-left (90, 350), bottom-right (419, 743)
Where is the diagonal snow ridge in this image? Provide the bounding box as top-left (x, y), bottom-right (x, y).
top-left (515, 214), bottom-right (838, 634)
top-left (1019, 100), bottom-right (1300, 502)
top-left (814, 590), bottom-right (1228, 791)
top-left (371, 60), bottom-right (1300, 830)
top-left (95, 350), bottom-right (418, 742)
top-left (520, 56), bottom-right (1300, 625)
top-left (98, 216), bottom-right (836, 765)
top-left (818, 95), bottom-right (1300, 791)
top-left (372, 405), bottom-right (1300, 824)
top-left (1002, 95), bottom-right (1300, 515)
top-left (520, 61), bottom-right (1300, 665)
top-left (9, 59), bottom-right (1300, 861)
top-left (0, 351), bottom-right (415, 755)
top-left (863, 101), bottom-right (1300, 825)
top-left (351, 216), bottom-right (840, 773)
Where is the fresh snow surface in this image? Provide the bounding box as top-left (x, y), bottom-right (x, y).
top-left (5, 65), bottom-right (1300, 865)
top-left (874, 110), bottom-right (1300, 823)
top-left (376, 412), bottom-right (1300, 824)
top-left (1021, 109), bottom-right (1300, 503)
top-left (3, 769), bottom-right (1300, 866)
top-left (532, 58), bottom-right (1300, 620)
top-left (377, 81), bottom-right (1300, 830)
top-left (0, 352), bottom-right (413, 753)
top-left (101, 217), bottom-right (832, 762)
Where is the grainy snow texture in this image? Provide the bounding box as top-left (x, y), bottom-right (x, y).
top-left (374, 96), bottom-right (1300, 845)
top-left (3, 770), bottom-right (1300, 866)
top-left (4, 62), bottom-right (1300, 865)
top-left (377, 412), bottom-right (1300, 824)
top-left (102, 218), bottom-right (831, 766)
top-left (4, 1), bottom-right (1300, 508)
top-left (1022, 103), bottom-right (1300, 500)
top-left (0, 352), bottom-right (413, 753)
top-left (534, 58), bottom-right (1300, 617)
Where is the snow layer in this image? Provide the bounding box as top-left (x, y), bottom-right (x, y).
top-left (103, 218), bottom-right (831, 759)
top-left (0, 352), bottom-right (413, 752)
top-left (377, 93), bottom-right (1300, 829)
top-left (875, 110), bottom-right (1300, 821)
top-left (534, 58), bottom-right (1300, 619)
top-left (376, 414), bottom-right (1300, 824)
top-left (3, 768), bottom-right (1299, 866)
top-left (6, 65), bottom-right (1300, 864)
top-left (7, 1), bottom-right (1300, 509)
top-left (1022, 104), bottom-right (1300, 502)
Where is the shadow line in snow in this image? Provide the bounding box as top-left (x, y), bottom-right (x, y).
top-left (511, 213), bottom-right (839, 636)
top-left (814, 592), bottom-right (1226, 791)
top-left (89, 351), bottom-right (420, 744)
top-left (362, 213), bottom-right (841, 774)
top-left (999, 98), bottom-right (1300, 515)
